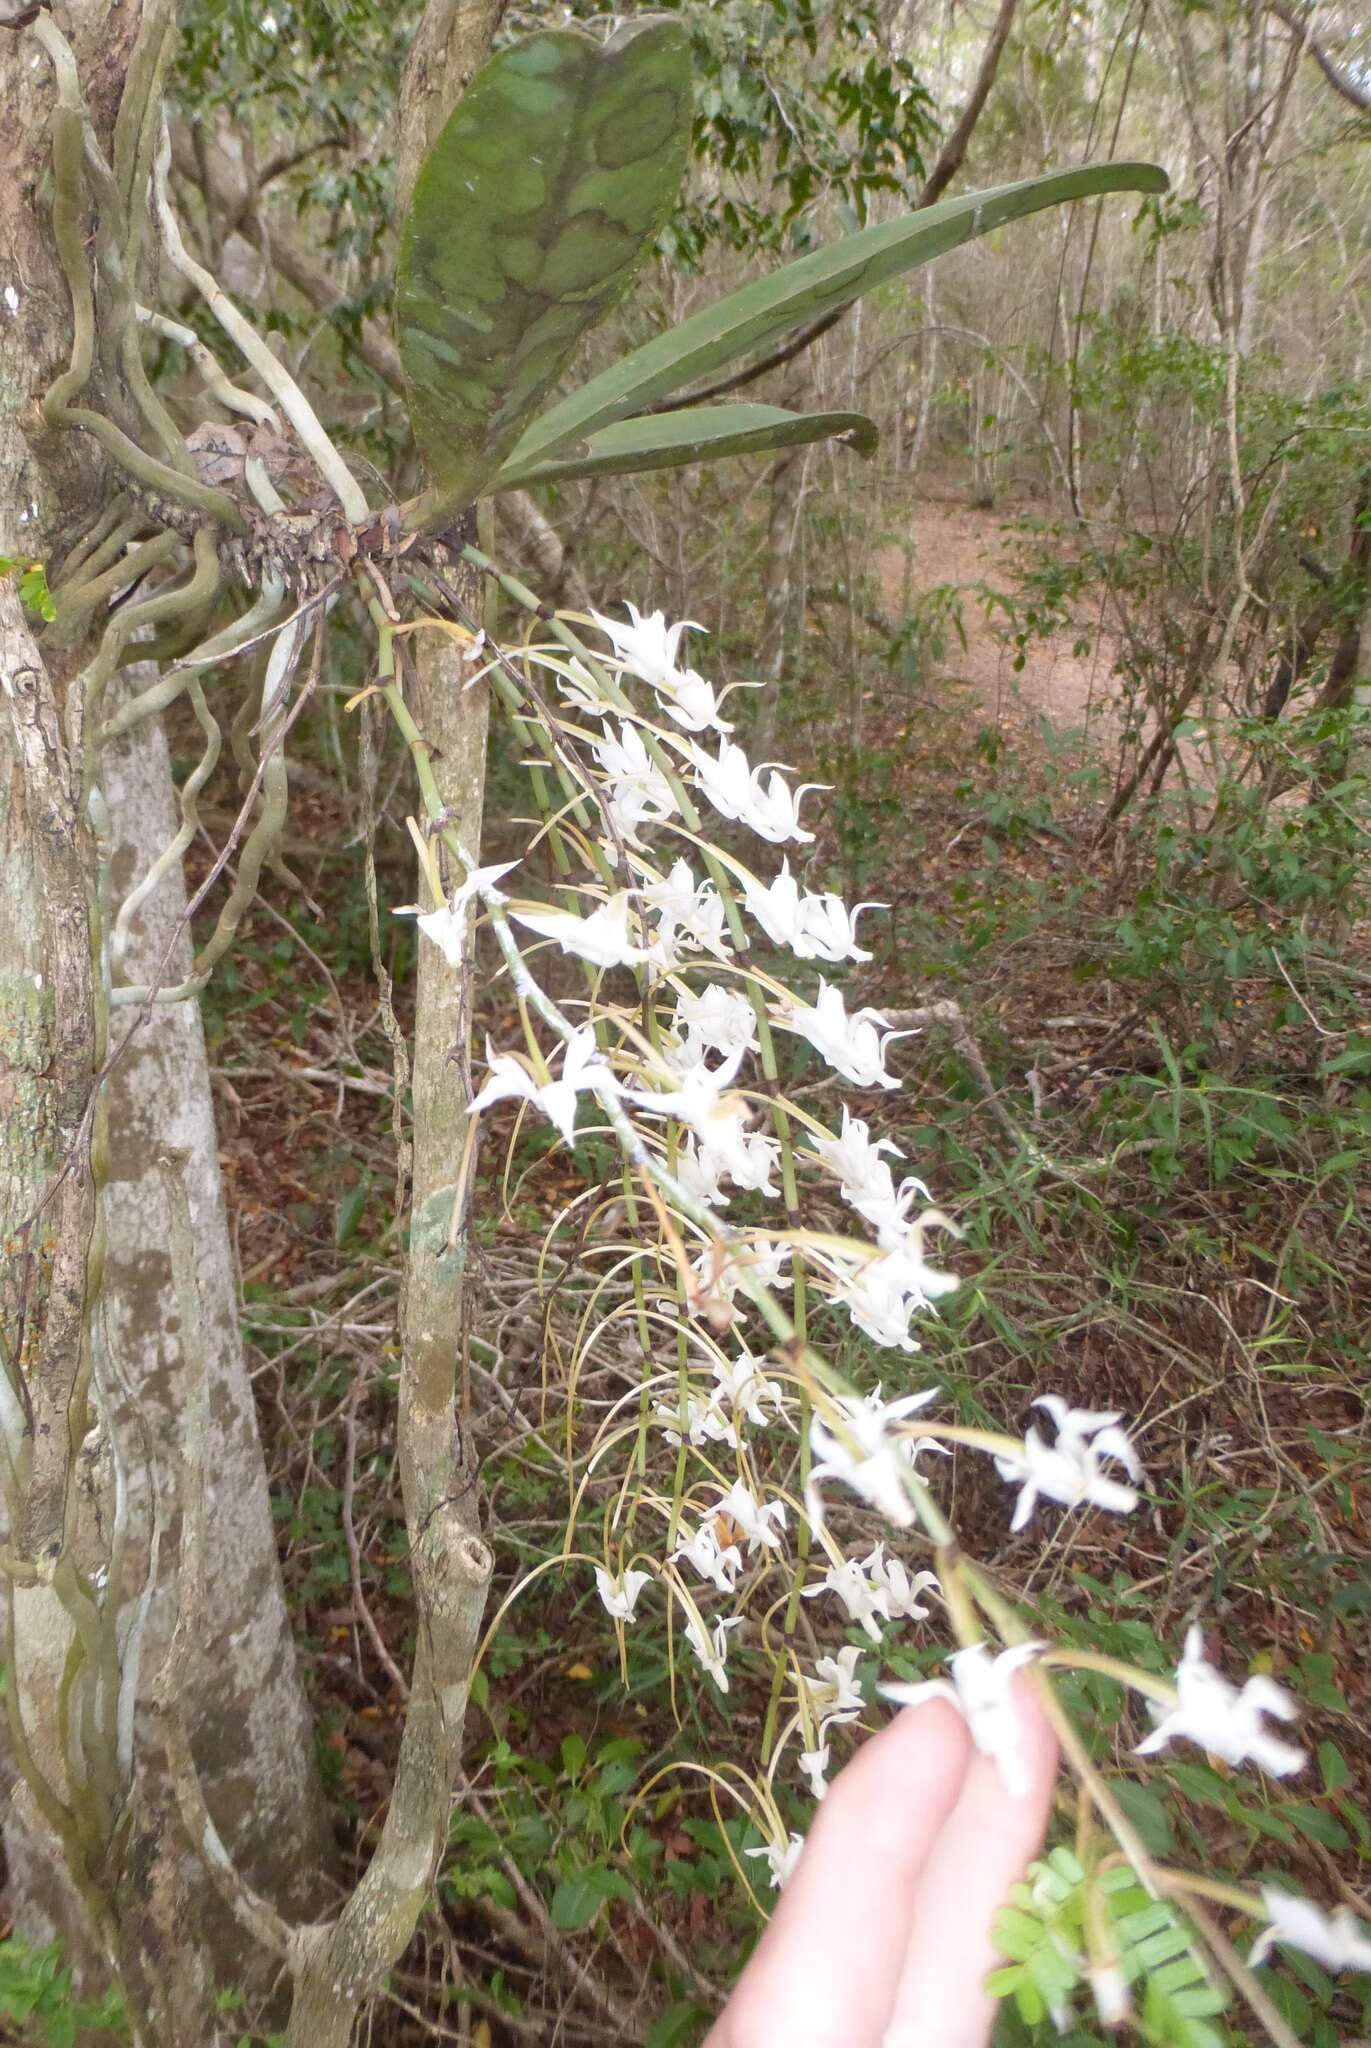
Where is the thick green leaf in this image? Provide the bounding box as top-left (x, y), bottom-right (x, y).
top-left (502, 161), bottom-right (1168, 473)
top-left (489, 400), bottom-right (877, 489)
top-left (396, 21), bottom-right (692, 517)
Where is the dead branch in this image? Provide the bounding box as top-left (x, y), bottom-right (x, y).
top-left (880, 998), bottom-right (1023, 1144)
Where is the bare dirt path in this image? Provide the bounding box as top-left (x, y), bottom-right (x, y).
top-left (876, 496), bottom-right (1125, 744)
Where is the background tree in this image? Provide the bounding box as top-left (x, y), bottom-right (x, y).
top-left (0, 5), bottom-right (330, 2024)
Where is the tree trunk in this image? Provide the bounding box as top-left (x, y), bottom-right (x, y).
top-left (105, 674), bottom-right (331, 1918)
top-left (1, 4), bottom-right (329, 2031)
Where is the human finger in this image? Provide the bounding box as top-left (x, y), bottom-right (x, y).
top-left (706, 1698), bottom-right (973, 2048)
top-left (880, 1677), bottom-right (1058, 2048)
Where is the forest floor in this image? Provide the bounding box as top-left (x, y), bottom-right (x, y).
top-left (876, 495), bottom-right (1123, 737)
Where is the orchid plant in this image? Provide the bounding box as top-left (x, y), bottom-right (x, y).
top-left (13, 5), bottom-right (1361, 2038)
top-left (387, 576), bottom-right (1367, 2043)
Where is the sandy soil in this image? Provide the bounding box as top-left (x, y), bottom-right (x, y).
top-left (876, 497), bottom-right (1126, 745)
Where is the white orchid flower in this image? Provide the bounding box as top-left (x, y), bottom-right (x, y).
top-left (641, 858), bottom-right (731, 961)
top-left (711, 1347), bottom-right (785, 1430)
top-left (862, 1545), bottom-right (938, 1623)
top-left (682, 1109), bottom-right (756, 1195)
top-left (803, 1545), bottom-right (935, 1645)
top-left (746, 1831), bottom-right (805, 1890)
top-left (468, 1027), bottom-right (617, 1147)
top-left (1251, 1889), bottom-right (1371, 1971)
top-left (646, 926), bottom-right (685, 974)
top-left (672, 982), bottom-right (760, 1057)
top-left (593, 1565), bottom-right (653, 1624)
top-left (801, 890), bottom-right (885, 964)
top-left (672, 1519), bottom-right (743, 1593)
top-left (783, 980), bottom-right (910, 1089)
top-left (798, 1744), bottom-right (831, 1801)
top-left (412, 905), bottom-right (471, 970)
top-left (741, 863), bottom-right (878, 957)
top-left (654, 1390), bottom-right (739, 1451)
top-left (688, 738), bottom-right (821, 846)
top-left (743, 859), bottom-right (810, 950)
top-left (739, 1237), bottom-right (792, 1293)
top-left (881, 1641), bottom-right (1046, 1798)
top-left (806, 1386), bottom-right (941, 1528)
top-left (633, 1049), bottom-right (775, 1196)
top-left (995, 1397), bottom-right (1142, 1532)
top-left (687, 734), bottom-right (757, 824)
top-left (675, 1138), bottom-right (730, 1209)
top-left (604, 782), bottom-right (674, 849)
top-left (681, 1610), bottom-right (743, 1693)
top-left (743, 765), bottom-right (823, 844)
top-left (803, 1555), bottom-right (891, 1644)
top-left (587, 718), bottom-right (652, 784)
top-left (1135, 1624), bottom-right (1305, 1777)
top-left (659, 665), bottom-right (732, 734)
top-left (887, 1221), bottom-right (962, 1299)
top-left (831, 1252), bottom-right (928, 1353)
top-left (828, 1220), bottom-right (960, 1351)
top-left (590, 721), bottom-right (679, 840)
top-left (693, 1237), bottom-right (792, 1305)
top-left (853, 1170), bottom-right (937, 1250)
top-left (807, 1106), bottom-right (904, 1210)
top-left (632, 1043), bottom-right (744, 1121)
top-left (715, 1478), bottom-right (788, 1555)
top-left (662, 1030), bottom-right (712, 1080)
top-left (727, 1129), bottom-right (782, 1198)
top-left (401, 859), bottom-right (520, 967)
top-left (590, 602), bottom-right (700, 692)
top-left (510, 891), bottom-right (647, 969)
top-left (639, 855), bottom-right (700, 927)
top-left (809, 1644), bottom-right (866, 1728)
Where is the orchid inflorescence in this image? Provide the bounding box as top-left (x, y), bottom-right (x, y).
top-left (394, 587), bottom-right (1367, 2023)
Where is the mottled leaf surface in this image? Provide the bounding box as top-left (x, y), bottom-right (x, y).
top-left (396, 22), bottom-right (692, 514)
top-left (490, 402), bottom-right (877, 490)
top-left (502, 161), bottom-right (1169, 475)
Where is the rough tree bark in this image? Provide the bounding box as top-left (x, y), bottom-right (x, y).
top-left (1, 0), bottom-right (328, 2029)
top-left (106, 675), bottom-right (330, 1892)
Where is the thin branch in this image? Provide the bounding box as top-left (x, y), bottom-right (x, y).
top-left (878, 1001), bottom-right (1024, 1145)
top-left (1266, 0), bottom-right (1371, 110)
top-left (859, 322), bottom-right (1070, 494)
top-left (918, 0), bottom-right (1023, 207)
